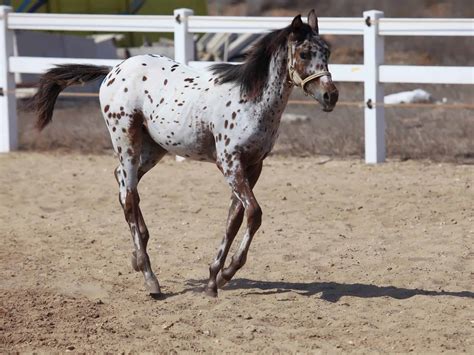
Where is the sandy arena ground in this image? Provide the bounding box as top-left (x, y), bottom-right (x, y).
top-left (0, 152), bottom-right (473, 353)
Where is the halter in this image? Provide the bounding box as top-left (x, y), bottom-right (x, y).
top-left (287, 43), bottom-right (331, 95)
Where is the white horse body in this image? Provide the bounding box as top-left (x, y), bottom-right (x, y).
top-left (99, 51), bottom-right (291, 169)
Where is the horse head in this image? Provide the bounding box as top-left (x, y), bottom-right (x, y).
top-left (287, 10), bottom-right (339, 112)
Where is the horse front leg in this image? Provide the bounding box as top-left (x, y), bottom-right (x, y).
top-left (211, 161), bottom-right (263, 294)
top-left (205, 195), bottom-right (244, 297)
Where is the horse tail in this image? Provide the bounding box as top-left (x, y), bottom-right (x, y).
top-left (31, 64), bottom-right (110, 131)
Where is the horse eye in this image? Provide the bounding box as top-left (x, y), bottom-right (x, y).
top-left (299, 52), bottom-right (310, 60)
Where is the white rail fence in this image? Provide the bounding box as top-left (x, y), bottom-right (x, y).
top-left (0, 6), bottom-right (473, 163)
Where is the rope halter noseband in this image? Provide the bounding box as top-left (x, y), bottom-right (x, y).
top-left (287, 43), bottom-right (331, 95)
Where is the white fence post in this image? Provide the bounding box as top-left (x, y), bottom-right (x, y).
top-left (0, 6), bottom-right (17, 153)
top-left (174, 8), bottom-right (194, 64)
top-left (173, 8), bottom-right (194, 162)
top-left (363, 10), bottom-right (385, 164)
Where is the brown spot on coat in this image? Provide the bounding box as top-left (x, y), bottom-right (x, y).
top-left (104, 105), bottom-right (110, 113)
top-left (142, 76), bottom-right (147, 81)
top-left (128, 111), bottom-right (144, 151)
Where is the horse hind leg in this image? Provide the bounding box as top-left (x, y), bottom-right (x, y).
top-left (113, 113), bottom-right (167, 296)
top-left (130, 132), bottom-right (167, 274)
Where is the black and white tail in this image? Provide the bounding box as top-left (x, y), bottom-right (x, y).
top-left (30, 64), bottom-right (110, 130)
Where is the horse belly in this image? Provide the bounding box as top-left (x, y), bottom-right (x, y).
top-left (145, 113), bottom-right (216, 162)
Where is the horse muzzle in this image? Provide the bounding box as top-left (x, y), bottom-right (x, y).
top-left (321, 88), bottom-right (339, 112)
top-left (307, 83), bottom-right (339, 112)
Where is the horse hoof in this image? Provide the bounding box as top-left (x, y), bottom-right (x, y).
top-left (204, 287), bottom-right (218, 298)
top-left (131, 251), bottom-right (139, 272)
top-left (145, 277), bottom-right (161, 296)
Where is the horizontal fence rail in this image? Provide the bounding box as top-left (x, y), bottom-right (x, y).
top-left (377, 18), bottom-right (474, 36)
top-left (7, 13), bottom-right (175, 32)
top-left (187, 16), bottom-right (365, 35)
top-left (9, 57), bottom-right (122, 74)
top-left (0, 6), bottom-right (473, 162)
top-left (379, 65), bottom-right (474, 85)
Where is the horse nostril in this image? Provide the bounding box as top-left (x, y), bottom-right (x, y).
top-left (323, 92), bottom-right (330, 103)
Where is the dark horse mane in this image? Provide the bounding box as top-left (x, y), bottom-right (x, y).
top-left (210, 21), bottom-right (313, 100)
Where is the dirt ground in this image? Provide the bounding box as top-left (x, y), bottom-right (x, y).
top-left (0, 152), bottom-right (473, 353)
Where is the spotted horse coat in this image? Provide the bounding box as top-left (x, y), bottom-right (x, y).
top-left (32, 10), bottom-right (338, 297)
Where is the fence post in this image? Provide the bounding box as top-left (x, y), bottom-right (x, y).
top-left (0, 6), bottom-right (17, 153)
top-left (174, 8), bottom-right (194, 64)
top-left (173, 8), bottom-right (194, 162)
top-left (363, 10), bottom-right (385, 164)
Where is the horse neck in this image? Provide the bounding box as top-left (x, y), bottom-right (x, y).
top-left (257, 44), bottom-right (293, 112)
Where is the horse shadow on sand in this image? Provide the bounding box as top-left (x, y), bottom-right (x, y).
top-left (182, 278), bottom-right (474, 303)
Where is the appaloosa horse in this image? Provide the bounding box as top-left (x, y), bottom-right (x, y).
top-left (32, 10), bottom-right (338, 297)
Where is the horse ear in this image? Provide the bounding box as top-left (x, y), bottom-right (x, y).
top-left (291, 14), bottom-right (304, 32)
top-left (307, 9), bottom-right (319, 33)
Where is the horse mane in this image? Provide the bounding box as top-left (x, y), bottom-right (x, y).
top-left (210, 22), bottom-right (313, 100)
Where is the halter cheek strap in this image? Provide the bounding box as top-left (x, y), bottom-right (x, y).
top-left (288, 44), bottom-right (331, 94)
